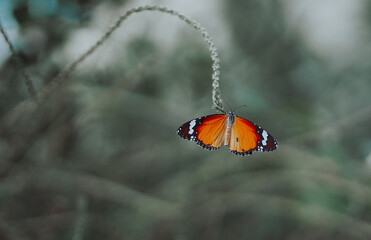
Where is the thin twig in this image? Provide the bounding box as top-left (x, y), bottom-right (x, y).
top-left (0, 20), bottom-right (37, 99)
top-left (72, 195), bottom-right (87, 240)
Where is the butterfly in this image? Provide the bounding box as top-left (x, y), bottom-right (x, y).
top-left (177, 111), bottom-right (277, 156)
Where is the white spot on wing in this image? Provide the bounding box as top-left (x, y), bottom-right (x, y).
top-left (262, 130), bottom-right (268, 146)
top-left (188, 120), bottom-right (196, 134)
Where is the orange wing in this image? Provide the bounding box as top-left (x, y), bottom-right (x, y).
top-left (228, 116), bottom-right (277, 155)
top-left (177, 114), bottom-right (227, 150)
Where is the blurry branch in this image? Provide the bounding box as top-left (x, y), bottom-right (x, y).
top-left (9, 212), bottom-right (76, 229)
top-left (180, 146), bottom-right (371, 203)
top-left (49, 5), bottom-right (224, 112)
top-left (0, 218), bottom-right (29, 240)
top-left (287, 104), bottom-right (371, 143)
top-left (72, 195), bottom-right (88, 240)
top-left (9, 168), bottom-right (177, 217)
top-left (0, 20), bottom-right (37, 99)
top-left (187, 144), bottom-right (341, 185)
top-left (9, 212), bottom-right (117, 236)
top-left (218, 169), bottom-right (371, 203)
top-left (207, 192), bottom-right (371, 237)
top-left (0, 5), bottom-right (224, 128)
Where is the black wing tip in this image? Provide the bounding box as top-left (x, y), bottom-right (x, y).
top-left (177, 126), bottom-right (191, 140)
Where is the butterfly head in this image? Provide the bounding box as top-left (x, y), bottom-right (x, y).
top-left (227, 111), bottom-right (235, 120)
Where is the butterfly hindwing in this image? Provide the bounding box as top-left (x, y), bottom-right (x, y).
top-left (229, 116), bottom-right (277, 155)
top-left (177, 114), bottom-right (227, 150)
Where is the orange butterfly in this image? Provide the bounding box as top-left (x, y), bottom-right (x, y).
top-left (177, 111), bottom-right (277, 155)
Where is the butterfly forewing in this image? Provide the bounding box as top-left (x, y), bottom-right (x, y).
top-left (177, 114), bottom-right (227, 150)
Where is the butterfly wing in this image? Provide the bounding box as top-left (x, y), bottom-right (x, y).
top-left (177, 114), bottom-right (227, 150)
top-left (228, 116), bottom-right (277, 155)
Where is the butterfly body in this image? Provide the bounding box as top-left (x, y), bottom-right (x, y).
top-left (224, 112), bottom-right (235, 146)
top-left (177, 111), bottom-right (277, 156)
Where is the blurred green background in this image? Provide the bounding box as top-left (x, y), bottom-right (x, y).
top-left (1, 0), bottom-right (371, 239)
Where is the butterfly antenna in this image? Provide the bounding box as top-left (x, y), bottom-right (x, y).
top-left (224, 100), bottom-right (233, 112)
top-left (233, 105), bottom-right (247, 112)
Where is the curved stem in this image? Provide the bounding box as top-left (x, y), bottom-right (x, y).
top-left (53, 5), bottom-right (225, 112)
top-left (1, 5), bottom-right (226, 127)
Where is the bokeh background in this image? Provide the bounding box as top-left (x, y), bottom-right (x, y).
top-left (1, 0), bottom-right (371, 239)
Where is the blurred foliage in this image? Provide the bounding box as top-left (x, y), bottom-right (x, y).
top-left (1, 0), bottom-right (371, 240)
